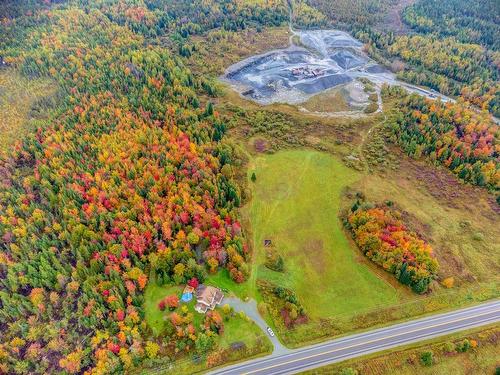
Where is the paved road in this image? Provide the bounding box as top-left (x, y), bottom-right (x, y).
top-left (222, 297), bottom-right (290, 355)
top-left (209, 300), bottom-right (500, 375)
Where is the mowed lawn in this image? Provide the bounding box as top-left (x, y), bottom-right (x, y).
top-left (246, 150), bottom-right (399, 319)
top-left (144, 283), bottom-right (183, 336)
top-left (144, 282), bottom-right (271, 351)
top-left (219, 314), bottom-right (271, 350)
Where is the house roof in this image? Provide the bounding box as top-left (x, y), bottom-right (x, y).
top-left (195, 303), bottom-right (208, 313)
top-left (195, 285), bottom-right (224, 311)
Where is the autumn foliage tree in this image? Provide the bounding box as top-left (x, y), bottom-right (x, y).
top-left (0, 1), bottom-right (261, 373)
top-left (382, 87), bottom-right (499, 203)
top-left (346, 201), bottom-right (439, 293)
top-left (188, 277), bottom-right (199, 289)
top-left (164, 294), bottom-right (180, 311)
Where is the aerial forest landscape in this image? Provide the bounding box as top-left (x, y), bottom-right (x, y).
top-left (0, 0), bottom-right (499, 374)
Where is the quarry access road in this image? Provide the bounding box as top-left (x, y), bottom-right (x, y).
top-left (208, 299), bottom-right (500, 375)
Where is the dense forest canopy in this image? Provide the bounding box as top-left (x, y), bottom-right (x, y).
top-left (301, 0), bottom-right (500, 117)
top-left (0, 1), bottom-right (289, 374)
top-left (305, 0), bottom-right (396, 29)
top-left (403, 0), bottom-right (500, 51)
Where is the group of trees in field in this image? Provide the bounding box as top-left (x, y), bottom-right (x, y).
top-left (256, 279), bottom-right (307, 329)
top-left (0, 0), bottom-right (291, 373)
top-left (346, 201), bottom-right (439, 294)
top-left (382, 86), bottom-right (500, 202)
top-left (167, 306), bottom-right (223, 356)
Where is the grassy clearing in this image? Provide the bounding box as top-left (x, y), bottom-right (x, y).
top-left (301, 87), bottom-right (350, 113)
top-left (219, 313), bottom-right (269, 349)
top-left (243, 149), bottom-right (401, 320)
top-left (0, 68), bottom-right (56, 152)
top-left (302, 325), bottom-right (500, 375)
top-left (143, 283), bottom-right (183, 336)
top-left (206, 269), bottom-right (253, 301)
top-left (354, 155), bottom-right (500, 286)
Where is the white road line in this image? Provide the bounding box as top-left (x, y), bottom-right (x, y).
top-left (209, 301), bottom-right (500, 375)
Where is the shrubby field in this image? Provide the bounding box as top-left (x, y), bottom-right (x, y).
top-left (0, 68), bottom-right (56, 152)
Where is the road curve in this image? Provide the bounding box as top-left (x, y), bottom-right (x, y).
top-left (221, 297), bottom-right (290, 355)
top-left (208, 300), bottom-right (500, 375)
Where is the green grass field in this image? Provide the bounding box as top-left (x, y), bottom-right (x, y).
top-left (205, 269), bottom-right (254, 301)
top-left (219, 313), bottom-right (270, 349)
top-left (244, 150), bottom-right (400, 319)
top-left (143, 283), bottom-right (183, 336)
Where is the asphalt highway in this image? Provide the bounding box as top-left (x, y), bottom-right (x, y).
top-left (209, 300), bottom-right (500, 375)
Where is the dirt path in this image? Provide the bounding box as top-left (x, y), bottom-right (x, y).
top-left (378, 0), bottom-right (417, 35)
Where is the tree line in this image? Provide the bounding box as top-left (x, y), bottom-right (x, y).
top-left (0, 0), bottom-right (290, 373)
top-left (346, 200), bottom-right (439, 294)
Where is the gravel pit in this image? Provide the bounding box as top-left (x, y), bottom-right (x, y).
top-left (222, 28), bottom-right (454, 108)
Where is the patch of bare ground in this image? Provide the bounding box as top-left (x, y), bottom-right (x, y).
top-left (303, 239), bottom-right (327, 273)
top-left (376, 0), bottom-right (417, 35)
top-left (301, 87), bottom-right (350, 113)
top-left (252, 138), bottom-right (268, 153)
top-left (304, 135), bottom-right (321, 146)
top-left (397, 152), bottom-right (499, 218)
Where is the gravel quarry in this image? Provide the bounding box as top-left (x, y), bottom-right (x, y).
top-left (223, 28), bottom-right (450, 112)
